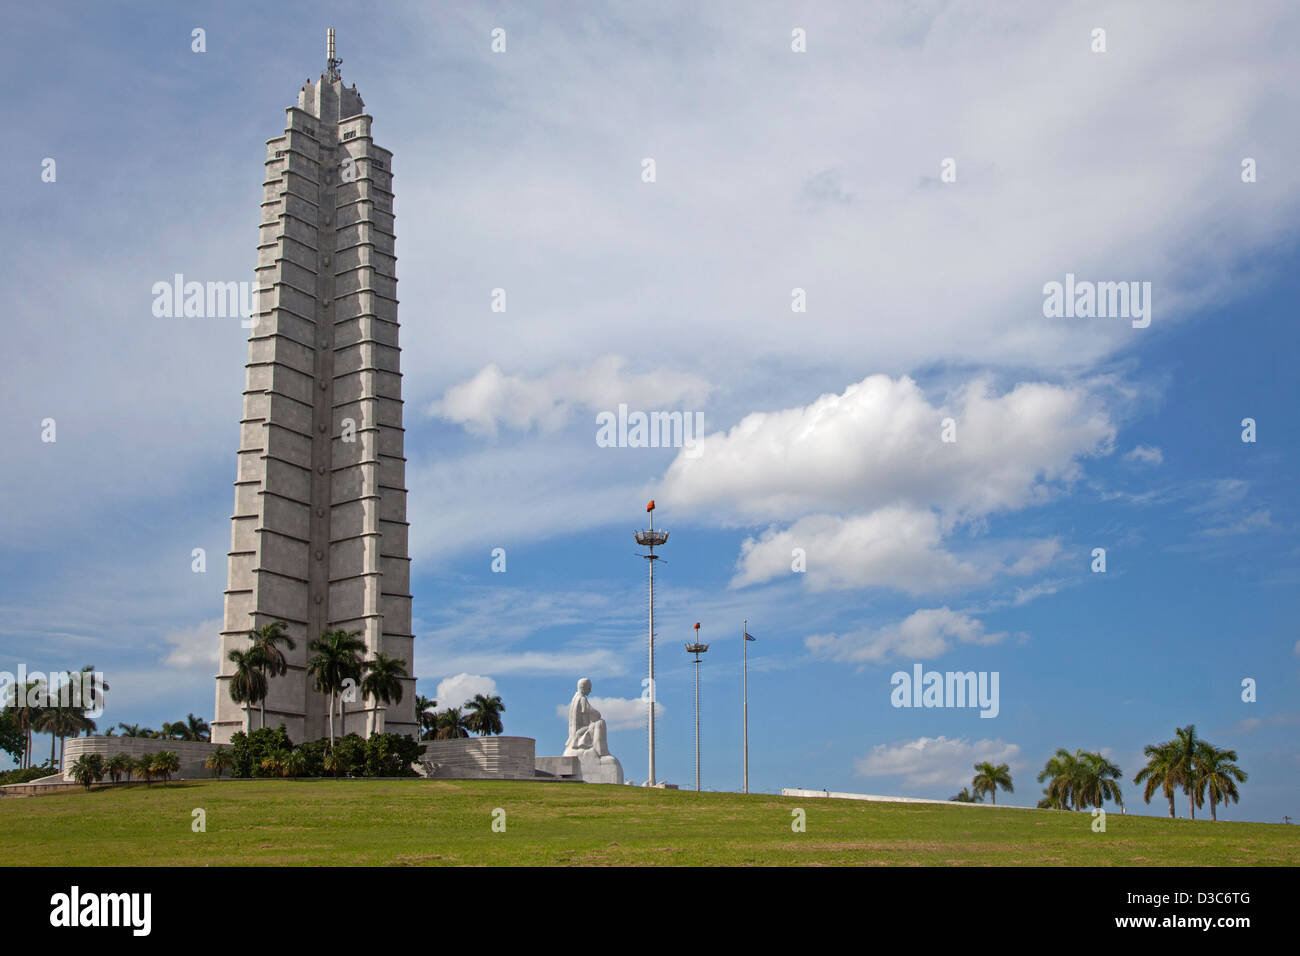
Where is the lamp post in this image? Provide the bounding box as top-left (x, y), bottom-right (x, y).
top-left (634, 500), bottom-right (668, 786)
top-left (685, 623), bottom-right (709, 792)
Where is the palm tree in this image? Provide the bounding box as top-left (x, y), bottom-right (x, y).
top-left (160, 721), bottom-right (187, 740)
top-left (1038, 748), bottom-right (1084, 810)
top-left (205, 747), bottom-right (234, 780)
top-left (260, 750), bottom-right (288, 777)
top-left (33, 705), bottom-right (76, 770)
top-left (1134, 741), bottom-right (1180, 818)
top-left (414, 695), bottom-right (438, 740)
top-left (1194, 743), bottom-right (1247, 822)
top-left (1169, 725), bottom-right (1203, 820)
top-left (249, 621), bottom-right (295, 730)
top-left (62, 665), bottom-right (103, 766)
top-left (434, 707), bottom-right (470, 740)
top-left (227, 647), bottom-right (268, 735)
top-left (136, 754), bottom-right (155, 785)
top-left (106, 753), bottom-right (134, 784)
top-left (117, 723), bottom-right (146, 737)
top-left (10, 680), bottom-right (45, 768)
top-left (361, 653), bottom-right (408, 736)
top-left (4, 678), bottom-right (45, 768)
top-left (186, 713), bottom-right (211, 742)
top-left (971, 761), bottom-right (1013, 805)
top-left (69, 754), bottom-right (104, 790)
top-left (151, 751), bottom-right (180, 786)
top-left (1075, 751), bottom-right (1124, 809)
top-left (950, 787), bottom-right (982, 803)
top-left (284, 751), bottom-right (307, 779)
top-left (307, 629), bottom-right (365, 746)
top-left (464, 694), bottom-right (506, 736)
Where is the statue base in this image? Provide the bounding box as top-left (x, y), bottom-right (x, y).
top-left (535, 749), bottom-right (624, 785)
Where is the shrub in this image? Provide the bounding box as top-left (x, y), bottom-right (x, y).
top-left (364, 732), bottom-right (420, 777)
top-left (0, 763), bottom-right (59, 785)
top-left (229, 725), bottom-right (294, 778)
top-left (330, 734), bottom-right (367, 777)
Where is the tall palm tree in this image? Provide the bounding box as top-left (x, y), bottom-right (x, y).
top-left (160, 721), bottom-right (188, 740)
top-left (1075, 750), bottom-right (1124, 809)
top-left (1194, 743), bottom-right (1247, 822)
top-left (971, 761), bottom-right (1014, 805)
top-left (62, 665), bottom-right (103, 767)
top-left (1037, 749), bottom-right (1083, 809)
top-left (307, 629), bottom-right (365, 746)
top-left (186, 713), bottom-right (211, 742)
top-left (1134, 741), bottom-right (1180, 818)
top-left (414, 695), bottom-right (438, 741)
top-left (361, 653), bottom-right (408, 736)
top-left (10, 680), bottom-right (45, 768)
top-left (434, 707), bottom-right (470, 740)
top-left (464, 694), bottom-right (506, 736)
top-left (1169, 725), bottom-right (1203, 820)
top-left (226, 647), bottom-right (268, 735)
top-left (249, 621), bottom-right (295, 730)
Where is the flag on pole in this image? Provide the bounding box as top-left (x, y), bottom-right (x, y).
top-left (744, 631), bottom-right (756, 641)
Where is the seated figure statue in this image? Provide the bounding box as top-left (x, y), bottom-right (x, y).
top-left (563, 677), bottom-right (610, 757)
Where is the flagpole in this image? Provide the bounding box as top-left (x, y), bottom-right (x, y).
top-left (743, 618), bottom-right (749, 794)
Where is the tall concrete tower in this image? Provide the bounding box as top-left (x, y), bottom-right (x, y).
top-left (214, 31), bottom-right (415, 744)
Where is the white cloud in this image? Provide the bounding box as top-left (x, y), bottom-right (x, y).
top-left (161, 618), bottom-right (222, 671)
top-left (430, 673), bottom-right (499, 712)
top-left (855, 736), bottom-right (1023, 791)
top-left (732, 508), bottom-right (1060, 593)
top-left (1124, 444), bottom-right (1164, 465)
top-left (806, 607), bottom-right (1009, 666)
top-left (553, 695), bottom-right (663, 731)
top-left (429, 356), bottom-right (713, 437)
top-left (663, 375), bottom-right (1114, 524)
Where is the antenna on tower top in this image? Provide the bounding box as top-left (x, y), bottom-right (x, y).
top-left (326, 27), bottom-right (343, 82)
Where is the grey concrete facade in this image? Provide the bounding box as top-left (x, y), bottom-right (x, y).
top-left (62, 737), bottom-right (226, 781)
top-left (215, 59), bottom-right (414, 744)
top-left (417, 737), bottom-right (538, 780)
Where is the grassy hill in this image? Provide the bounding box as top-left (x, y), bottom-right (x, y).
top-left (2, 779), bottom-right (1296, 866)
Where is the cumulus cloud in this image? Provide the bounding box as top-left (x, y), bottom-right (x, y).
top-left (855, 736), bottom-right (1022, 791)
top-left (732, 509), bottom-right (1060, 593)
top-left (428, 355), bottom-right (713, 437)
top-left (806, 607), bottom-right (1010, 665)
top-left (662, 374), bottom-right (1098, 594)
top-left (663, 375), bottom-right (1114, 523)
top-left (431, 673), bottom-right (499, 712)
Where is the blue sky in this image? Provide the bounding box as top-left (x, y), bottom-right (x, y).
top-left (1, 1), bottom-right (1297, 822)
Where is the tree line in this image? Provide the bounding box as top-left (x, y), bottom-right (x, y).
top-left (948, 725), bottom-right (1247, 822)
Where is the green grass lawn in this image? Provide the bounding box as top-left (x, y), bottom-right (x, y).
top-left (2, 779), bottom-right (1296, 866)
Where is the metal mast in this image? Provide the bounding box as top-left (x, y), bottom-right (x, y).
top-left (743, 619), bottom-right (749, 794)
top-left (326, 28), bottom-right (343, 82)
top-left (634, 500), bottom-right (668, 786)
top-left (686, 623), bottom-right (709, 792)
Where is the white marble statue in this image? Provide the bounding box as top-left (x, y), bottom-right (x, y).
top-left (563, 677), bottom-right (610, 757)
